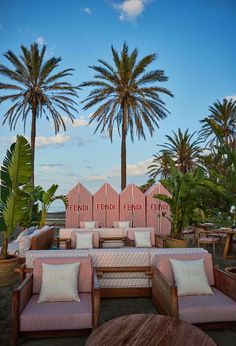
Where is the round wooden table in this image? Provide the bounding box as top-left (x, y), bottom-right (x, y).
top-left (86, 314), bottom-right (216, 346)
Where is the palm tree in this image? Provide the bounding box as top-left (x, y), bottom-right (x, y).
top-left (199, 98), bottom-right (236, 148)
top-left (147, 150), bottom-right (171, 179)
top-left (80, 42), bottom-right (173, 190)
top-left (155, 128), bottom-right (203, 174)
top-left (0, 43), bottom-right (79, 186)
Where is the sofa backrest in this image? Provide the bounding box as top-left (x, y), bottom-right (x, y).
top-left (153, 252), bottom-right (214, 286)
top-left (33, 256), bottom-right (93, 294)
top-left (126, 228), bottom-right (155, 246)
top-left (71, 230), bottom-right (100, 248)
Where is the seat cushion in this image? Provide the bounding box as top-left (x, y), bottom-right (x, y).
top-left (179, 287), bottom-right (236, 323)
top-left (20, 293), bottom-right (92, 331)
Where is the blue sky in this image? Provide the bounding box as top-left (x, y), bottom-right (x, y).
top-left (0, 0), bottom-right (236, 210)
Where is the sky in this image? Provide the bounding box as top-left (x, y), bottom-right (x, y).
top-left (0, 0), bottom-right (236, 210)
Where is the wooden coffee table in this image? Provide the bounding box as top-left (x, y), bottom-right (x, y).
top-left (85, 314), bottom-right (216, 346)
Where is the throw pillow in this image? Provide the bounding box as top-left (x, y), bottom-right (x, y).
top-left (118, 221), bottom-right (130, 228)
top-left (76, 232), bottom-right (93, 249)
top-left (38, 262), bottom-right (80, 302)
top-left (15, 226), bottom-right (37, 242)
top-left (134, 231), bottom-right (152, 248)
top-left (18, 236), bottom-right (31, 256)
top-left (84, 221), bottom-right (96, 228)
top-left (169, 258), bottom-right (213, 296)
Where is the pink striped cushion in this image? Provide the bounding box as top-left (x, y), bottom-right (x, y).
top-left (20, 293), bottom-right (92, 331)
top-left (71, 231), bottom-right (100, 248)
top-left (153, 253), bottom-right (214, 286)
top-left (199, 237), bottom-right (220, 243)
top-left (33, 257), bottom-right (93, 294)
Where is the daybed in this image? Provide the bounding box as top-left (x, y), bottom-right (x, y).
top-left (151, 252), bottom-right (236, 328)
top-left (11, 256), bottom-right (100, 346)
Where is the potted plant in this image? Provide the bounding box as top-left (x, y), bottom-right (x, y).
top-left (38, 184), bottom-right (68, 228)
top-left (0, 136), bottom-right (32, 286)
top-left (154, 160), bottom-right (223, 248)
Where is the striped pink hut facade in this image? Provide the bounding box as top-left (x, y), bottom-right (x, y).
top-left (66, 183), bottom-right (93, 228)
top-left (93, 183), bottom-right (119, 227)
top-left (119, 184), bottom-right (146, 227)
top-left (146, 183), bottom-right (171, 235)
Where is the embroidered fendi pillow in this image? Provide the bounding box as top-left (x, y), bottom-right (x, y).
top-left (118, 221), bottom-right (130, 228)
top-left (169, 258), bottom-right (213, 296)
top-left (76, 232), bottom-right (93, 249)
top-left (38, 262), bottom-right (80, 302)
top-left (134, 231), bottom-right (152, 248)
top-left (84, 221), bottom-right (96, 228)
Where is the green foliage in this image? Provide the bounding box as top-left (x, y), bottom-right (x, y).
top-left (80, 41), bottom-right (173, 189)
top-left (38, 184), bottom-right (68, 228)
top-left (0, 43), bottom-right (79, 185)
top-left (0, 136), bottom-right (32, 258)
top-left (154, 159), bottom-right (225, 239)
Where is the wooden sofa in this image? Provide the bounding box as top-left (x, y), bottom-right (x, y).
top-left (11, 256), bottom-right (100, 345)
top-left (151, 252), bottom-right (236, 328)
top-left (18, 247), bottom-right (207, 298)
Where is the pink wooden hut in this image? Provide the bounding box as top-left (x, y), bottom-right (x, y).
top-left (119, 184), bottom-right (146, 227)
top-left (145, 183), bottom-right (171, 235)
top-left (66, 183), bottom-right (93, 228)
top-left (93, 183), bottom-right (119, 227)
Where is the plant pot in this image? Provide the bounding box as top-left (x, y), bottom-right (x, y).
top-left (225, 266), bottom-right (236, 278)
top-left (0, 255), bottom-right (20, 286)
top-left (165, 237), bottom-right (187, 248)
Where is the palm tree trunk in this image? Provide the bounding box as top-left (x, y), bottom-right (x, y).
top-left (121, 104), bottom-right (127, 191)
top-left (31, 104), bottom-right (37, 187)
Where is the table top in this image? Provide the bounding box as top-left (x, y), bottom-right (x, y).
top-left (85, 314), bottom-right (216, 346)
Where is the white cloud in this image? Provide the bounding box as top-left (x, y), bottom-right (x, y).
top-left (81, 7), bottom-right (92, 15)
top-left (36, 134), bottom-right (70, 148)
top-left (36, 36), bottom-right (46, 45)
top-left (108, 158), bottom-right (152, 178)
top-left (225, 95), bottom-right (236, 102)
top-left (62, 116), bottom-right (88, 128)
top-left (113, 0), bottom-right (149, 21)
top-left (85, 175), bottom-right (106, 181)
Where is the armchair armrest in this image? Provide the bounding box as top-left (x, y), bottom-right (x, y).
top-left (214, 266), bottom-right (236, 301)
top-left (56, 236), bottom-right (71, 249)
top-left (11, 273), bottom-right (33, 345)
top-left (92, 270), bottom-right (100, 329)
top-left (151, 265), bottom-right (178, 318)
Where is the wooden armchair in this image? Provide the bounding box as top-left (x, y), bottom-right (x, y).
top-left (11, 256), bottom-right (100, 346)
top-left (152, 253), bottom-right (236, 329)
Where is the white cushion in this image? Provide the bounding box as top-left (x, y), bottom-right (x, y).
top-left (169, 259), bottom-right (213, 296)
top-left (134, 231), bottom-right (152, 248)
top-left (15, 226), bottom-right (37, 242)
top-left (84, 221), bottom-right (96, 228)
top-left (118, 221), bottom-right (130, 228)
top-left (18, 237), bottom-right (31, 256)
top-left (38, 262), bottom-right (80, 302)
top-left (76, 233), bottom-right (93, 249)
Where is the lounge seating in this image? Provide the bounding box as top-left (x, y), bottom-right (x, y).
top-left (11, 256), bottom-right (100, 345)
top-left (1, 226), bottom-right (55, 258)
top-left (151, 252), bottom-right (236, 327)
top-left (197, 229), bottom-right (221, 256)
top-left (20, 247), bottom-right (207, 298)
